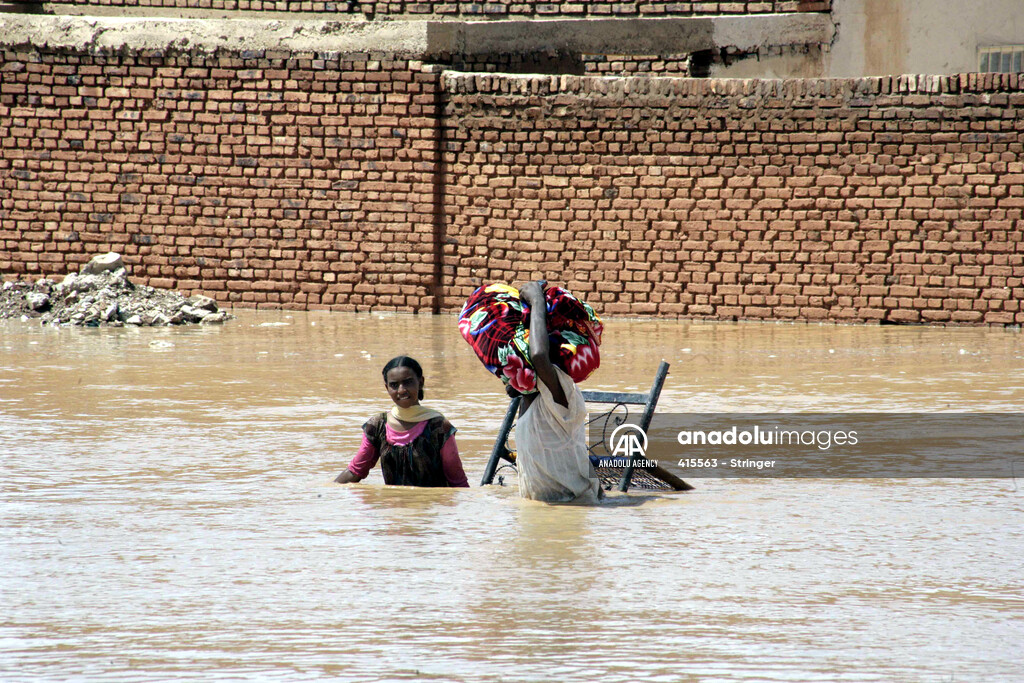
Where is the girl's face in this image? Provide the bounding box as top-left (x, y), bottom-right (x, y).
top-left (385, 366), bottom-right (422, 409)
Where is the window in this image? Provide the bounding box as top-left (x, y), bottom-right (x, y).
top-left (979, 46), bottom-right (1024, 73)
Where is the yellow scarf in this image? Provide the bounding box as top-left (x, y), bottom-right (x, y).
top-left (388, 404), bottom-right (443, 429)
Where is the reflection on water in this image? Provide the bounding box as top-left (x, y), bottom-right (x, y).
top-left (1, 311), bottom-right (1022, 681)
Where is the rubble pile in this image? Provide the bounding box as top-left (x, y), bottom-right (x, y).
top-left (0, 253), bottom-right (231, 327)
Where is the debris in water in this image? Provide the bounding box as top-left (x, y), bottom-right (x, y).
top-left (0, 252), bottom-right (231, 327)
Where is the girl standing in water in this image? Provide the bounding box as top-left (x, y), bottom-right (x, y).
top-left (334, 356), bottom-right (469, 487)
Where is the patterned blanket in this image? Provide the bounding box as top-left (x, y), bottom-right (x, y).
top-left (458, 283), bottom-right (603, 394)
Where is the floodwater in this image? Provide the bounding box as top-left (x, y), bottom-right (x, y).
top-left (2, 310), bottom-right (1022, 682)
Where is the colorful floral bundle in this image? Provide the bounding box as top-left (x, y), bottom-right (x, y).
top-left (458, 283), bottom-right (603, 394)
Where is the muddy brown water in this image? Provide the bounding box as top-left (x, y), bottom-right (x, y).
top-left (2, 311), bottom-right (1022, 681)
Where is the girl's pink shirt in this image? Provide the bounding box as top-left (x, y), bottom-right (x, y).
top-left (346, 420), bottom-right (469, 487)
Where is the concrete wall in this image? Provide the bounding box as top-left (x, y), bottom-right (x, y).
top-left (426, 13), bottom-right (834, 79)
top-left (828, 0), bottom-right (1024, 77)
top-left (709, 45), bottom-right (827, 78)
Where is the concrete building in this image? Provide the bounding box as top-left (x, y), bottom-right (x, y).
top-left (701, 0), bottom-right (1024, 78)
top-left (825, 0), bottom-right (1024, 78)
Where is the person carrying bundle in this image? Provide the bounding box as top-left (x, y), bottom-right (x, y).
top-left (459, 280), bottom-right (603, 504)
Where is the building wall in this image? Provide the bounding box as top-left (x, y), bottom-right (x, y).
top-left (2, 43), bottom-right (1022, 325)
top-left (49, 0), bottom-right (831, 19)
top-left (828, 0), bottom-right (1024, 77)
top-left (0, 47), bottom-right (444, 311)
top-left (707, 44), bottom-right (827, 79)
top-left (440, 51), bottom-right (692, 77)
top-left (441, 72), bottom-right (1024, 325)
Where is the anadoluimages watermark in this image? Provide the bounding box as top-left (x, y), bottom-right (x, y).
top-left (590, 413), bottom-right (1024, 478)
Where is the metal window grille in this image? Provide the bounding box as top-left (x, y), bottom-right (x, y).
top-left (979, 46), bottom-right (1024, 73)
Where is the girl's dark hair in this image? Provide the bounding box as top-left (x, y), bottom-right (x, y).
top-left (382, 356), bottom-right (425, 400)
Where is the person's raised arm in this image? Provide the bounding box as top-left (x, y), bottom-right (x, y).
top-left (519, 280), bottom-right (568, 409)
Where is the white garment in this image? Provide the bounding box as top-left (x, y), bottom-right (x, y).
top-left (516, 366), bottom-right (602, 504)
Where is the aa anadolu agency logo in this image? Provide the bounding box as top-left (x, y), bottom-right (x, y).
top-left (607, 424), bottom-right (657, 468)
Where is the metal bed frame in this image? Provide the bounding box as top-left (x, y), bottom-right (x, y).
top-left (480, 360), bottom-right (692, 492)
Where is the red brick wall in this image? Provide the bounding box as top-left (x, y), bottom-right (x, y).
top-left (52, 0), bottom-right (831, 18)
top-left (3, 47), bottom-right (1021, 325)
top-left (0, 48), bottom-right (443, 311)
top-left (441, 73), bottom-right (1024, 325)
